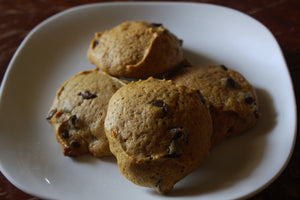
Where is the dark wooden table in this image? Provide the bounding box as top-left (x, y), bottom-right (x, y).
top-left (0, 0), bottom-right (299, 199)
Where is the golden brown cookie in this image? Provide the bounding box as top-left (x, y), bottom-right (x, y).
top-left (172, 65), bottom-right (260, 146)
top-left (87, 21), bottom-right (183, 78)
top-left (46, 70), bottom-right (128, 157)
top-left (105, 77), bottom-right (213, 193)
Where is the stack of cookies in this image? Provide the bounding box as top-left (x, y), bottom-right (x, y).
top-left (46, 21), bottom-right (260, 193)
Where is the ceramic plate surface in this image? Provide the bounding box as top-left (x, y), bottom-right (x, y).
top-left (0, 2), bottom-right (296, 200)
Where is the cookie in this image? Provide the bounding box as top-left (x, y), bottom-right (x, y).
top-left (87, 21), bottom-right (184, 78)
top-left (46, 70), bottom-right (128, 157)
top-left (172, 65), bottom-right (260, 146)
top-left (104, 77), bottom-right (213, 193)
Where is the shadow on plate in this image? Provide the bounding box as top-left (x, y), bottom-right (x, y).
top-left (148, 88), bottom-right (277, 197)
top-left (72, 154), bottom-right (117, 164)
top-left (100, 155), bottom-right (117, 163)
top-left (182, 48), bottom-right (219, 66)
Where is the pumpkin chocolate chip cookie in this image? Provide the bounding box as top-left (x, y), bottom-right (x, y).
top-left (46, 69), bottom-right (128, 157)
top-left (172, 65), bottom-right (260, 146)
top-left (87, 21), bottom-right (184, 78)
top-left (104, 77), bottom-right (213, 193)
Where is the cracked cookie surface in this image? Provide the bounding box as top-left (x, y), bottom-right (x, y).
top-left (47, 70), bottom-right (128, 157)
top-left (105, 77), bottom-right (213, 193)
top-left (172, 65), bottom-right (260, 146)
top-left (87, 21), bottom-right (183, 78)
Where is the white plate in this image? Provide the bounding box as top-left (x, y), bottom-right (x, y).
top-left (0, 2), bottom-right (296, 200)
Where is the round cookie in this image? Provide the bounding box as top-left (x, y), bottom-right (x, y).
top-left (104, 77), bottom-right (213, 193)
top-left (172, 65), bottom-right (260, 146)
top-left (87, 21), bottom-right (184, 78)
top-left (46, 70), bottom-right (128, 157)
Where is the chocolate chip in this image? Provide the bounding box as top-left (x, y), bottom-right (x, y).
top-left (46, 108), bottom-right (57, 120)
top-left (70, 140), bottom-right (80, 148)
top-left (245, 96), bottom-right (254, 105)
top-left (92, 135), bottom-right (98, 141)
top-left (196, 90), bottom-right (206, 104)
top-left (155, 179), bottom-right (162, 192)
top-left (227, 126), bottom-right (234, 135)
top-left (221, 77), bottom-right (236, 88)
top-left (165, 127), bottom-right (186, 158)
top-left (150, 23), bottom-right (162, 27)
top-left (64, 148), bottom-right (72, 157)
top-left (170, 127), bottom-right (184, 140)
top-left (92, 41), bottom-right (99, 49)
top-left (78, 91), bottom-right (97, 100)
top-left (179, 39), bottom-right (183, 46)
top-left (60, 129), bottom-right (70, 139)
top-left (226, 78), bottom-right (236, 88)
top-left (167, 140), bottom-right (177, 156)
top-left (164, 152), bottom-right (182, 158)
top-left (150, 100), bottom-right (167, 117)
top-left (166, 139), bottom-right (183, 157)
top-left (220, 65), bottom-right (228, 71)
top-left (150, 100), bottom-right (164, 107)
top-left (69, 115), bottom-right (77, 127)
top-left (254, 110), bottom-right (260, 119)
top-left (180, 58), bottom-right (192, 68)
